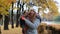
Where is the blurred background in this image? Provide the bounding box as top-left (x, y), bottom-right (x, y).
top-left (0, 0), bottom-right (60, 34)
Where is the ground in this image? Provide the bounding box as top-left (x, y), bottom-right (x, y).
top-left (1, 23), bottom-right (60, 34)
top-left (1, 24), bottom-right (22, 34)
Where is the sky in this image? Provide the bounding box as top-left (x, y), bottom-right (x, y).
top-left (54, 0), bottom-right (60, 13)
top-left (54, 0), bottom-right (60, 6)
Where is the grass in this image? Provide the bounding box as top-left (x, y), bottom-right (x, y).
top-left (1, 24), bottom-right (22, 34)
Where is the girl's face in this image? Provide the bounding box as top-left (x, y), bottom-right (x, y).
top-left (28, 10), bottom-right (36, 18)
top-left (30, 11), bottom-right (35, 17)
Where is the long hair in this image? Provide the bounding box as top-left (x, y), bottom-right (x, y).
top-left (27, 10), bottom-right (36, 23)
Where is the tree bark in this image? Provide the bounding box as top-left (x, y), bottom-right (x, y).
top-left (16, 0), bottom-right (20, 27)
top-left (11, 2), bottom-right (14, 28)
top-left (4, 15), bottom-right (9, 30)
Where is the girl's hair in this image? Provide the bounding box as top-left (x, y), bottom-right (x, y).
top-left (23, 10), bottom-right (27, 15)
top-left (28, 10), bottom-right (36, 23)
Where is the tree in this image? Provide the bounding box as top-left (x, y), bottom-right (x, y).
top-left (0, 0), bottom-right (16, 29)
top-left (0, 0), bottom-right (16, 15)
top-left (16, 0), bottom-right (20, 27)
top-left (11, 2), bottom-right (14, 28)
top-left (0, 14), bottom-right (2, 34)
top-left (23, 0), bottom-right (59, 17)
top-left (4, 15), bottom-right (9, 30)
top-left (35, 0), bottom-right (59, 20)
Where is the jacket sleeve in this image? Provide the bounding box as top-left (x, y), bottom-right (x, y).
top-left (24, 19), bottom-right (40, 29)
top-left (20, 18), bottom-right (25, 28)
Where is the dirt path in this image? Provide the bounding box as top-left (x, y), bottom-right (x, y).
top-left (1, 24), bottom-right (22, 34)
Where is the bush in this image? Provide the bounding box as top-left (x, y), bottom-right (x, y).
top-left (53, 16), bottom-right (60, 22)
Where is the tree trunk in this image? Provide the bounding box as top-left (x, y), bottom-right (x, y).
top-left (16, 11), bottom-right (20, 27)
top-left (11, 2), bottom-right (14, 28)
top-left (4, 15), bottom-right (9, 30)
top-left (16, 0), bottom-right (20, 27)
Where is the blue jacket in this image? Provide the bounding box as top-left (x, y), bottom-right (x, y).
top-left (20, 16), bottom-right (41, 28)
top-left (24, 18), bottom-right (40, 34)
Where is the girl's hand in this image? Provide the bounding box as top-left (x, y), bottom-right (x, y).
top-left (21, 16), bottom-right (25, 20)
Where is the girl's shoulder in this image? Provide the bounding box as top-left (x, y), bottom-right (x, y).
top-left (35, 18), bottom-right (40, 22)
top-left (36, 18), bottom-right (40, 20)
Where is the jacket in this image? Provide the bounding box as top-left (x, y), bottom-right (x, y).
top-left (24, 18), bottom-right (40, 34)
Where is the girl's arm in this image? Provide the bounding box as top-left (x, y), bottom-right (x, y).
top-left (24, 19), bottom-right (40, 29)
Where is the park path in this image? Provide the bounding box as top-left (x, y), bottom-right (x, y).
top-left (1, 21), bottom-right (60, 34)
top-left (1, 24), bottom-right (22, 34)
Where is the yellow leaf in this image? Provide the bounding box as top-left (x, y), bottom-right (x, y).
top-left (0, 0), bottom-right (16, 15)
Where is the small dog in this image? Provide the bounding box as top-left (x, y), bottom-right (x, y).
top-left (37, 23), bottom-right (48, 34)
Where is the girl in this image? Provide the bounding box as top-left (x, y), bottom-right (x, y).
top-left (21, 9), bottom-right (41, 34)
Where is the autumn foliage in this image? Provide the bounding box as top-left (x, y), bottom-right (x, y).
top-left (0, 0), bottom-right (16, 15)
top-left (0, 0), bottom-right (59, 16)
